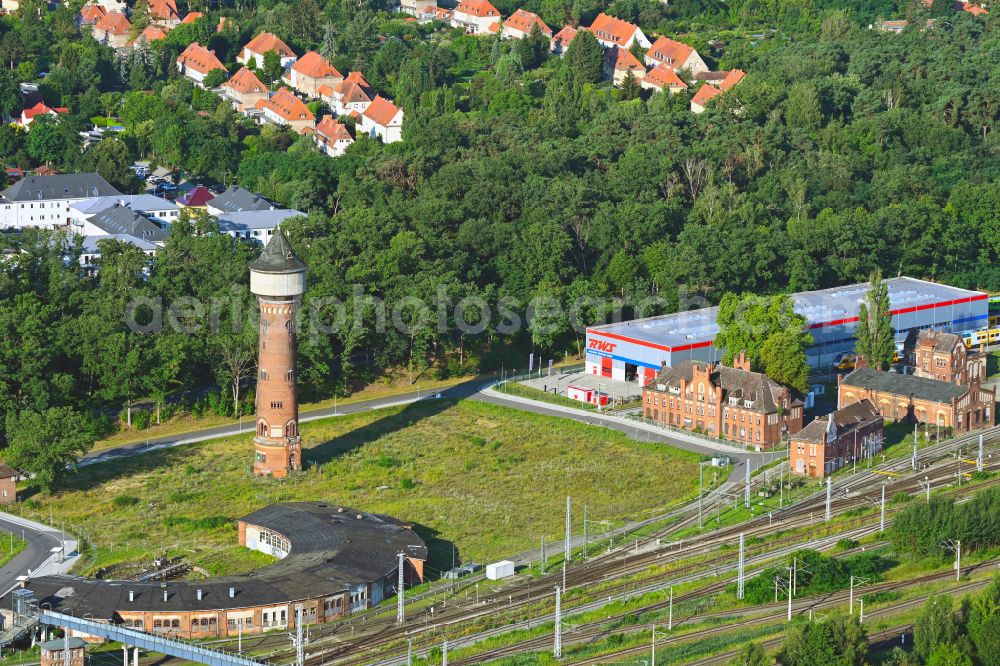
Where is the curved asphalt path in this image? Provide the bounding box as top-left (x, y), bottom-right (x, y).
top-left (80, 377), bottom-right (781, 482)
top-left (0, 514), bottom-right (76, 599)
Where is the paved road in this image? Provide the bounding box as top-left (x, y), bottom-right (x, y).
top-left (81, 377), bottom-right (779, 484)
top-left (80, 381), bottom-right (480, 467)
top-left (0, 514), bottom-right (77, 598)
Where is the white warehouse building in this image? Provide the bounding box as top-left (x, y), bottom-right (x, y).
top-left (585, 277), bottom-right (988, 385)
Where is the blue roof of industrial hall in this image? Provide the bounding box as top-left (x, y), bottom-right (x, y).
top-left (588, 277), bottom-right (986, 350)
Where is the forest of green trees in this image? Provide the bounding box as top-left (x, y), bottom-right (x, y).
top-left (0, 0), bottom-right (998, 473)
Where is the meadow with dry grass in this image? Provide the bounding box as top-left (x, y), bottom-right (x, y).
top-left (19, 399), bottom-right (700, 577)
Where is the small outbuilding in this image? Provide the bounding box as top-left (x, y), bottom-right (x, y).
top-left (39, 637), bottom-right (87, 666)
top-left (486, 560), bottom-right (515, 580)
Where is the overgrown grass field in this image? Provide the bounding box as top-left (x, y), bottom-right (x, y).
top-left (20, 399), bottom-right (699, 578)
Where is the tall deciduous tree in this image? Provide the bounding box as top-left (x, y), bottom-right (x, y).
top-left (5, 407), bottom-right (95, 490)
top-left (968, 574), bottom-right (1000, 665)
top-left (0, 69), bottom-right (22, 120)
top-left (778, 613), bottom-right (867, 666)
top-left (85, 138), bottom-right (138, 193)
top-left (261, 51), bottom-right (283, 85)
top-left (715, 292), bottom-right (812, 391)
top-left (854, 269), bottom-right (894, 370)
top-left (914, 595), bottom-right (961, 661)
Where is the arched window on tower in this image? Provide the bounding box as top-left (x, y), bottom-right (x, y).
top-left (285, 421), bottom-right (297, 437)
top-left (286, 319), bottom-right (294, 336)
top-left (257, 420), bottom-right (268, 437)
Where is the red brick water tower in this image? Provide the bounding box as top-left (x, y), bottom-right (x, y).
top-left (249, 229), bottom-right (306, 477)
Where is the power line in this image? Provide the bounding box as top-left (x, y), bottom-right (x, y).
top-left (396, 553), bottom-right (405, 625)
top-left (744, 462), bottom-right (750, 509)
top-left (825, 476), bottom-right (832, 522)
top-left (553, 586), bottom-right (562, 659)
top-left (736, 532), bottom-right (745, 600)
top-left (564, 496), bottom-right (571, 566)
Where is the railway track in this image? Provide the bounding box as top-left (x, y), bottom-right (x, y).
top-left (570, 564), bottom-right (998, 666)
top-left (229, 426), bottom-right (1000, 664)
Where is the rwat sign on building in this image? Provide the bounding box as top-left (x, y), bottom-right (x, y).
top-left (585, 277), bottom-right (988, 385)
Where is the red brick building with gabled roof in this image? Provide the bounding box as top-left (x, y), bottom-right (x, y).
top-left (586, 12), bottom-right (650, 49)
top-left (501, 8), bottom-right (551, 39)
top-left (284, 51), bottom-right (343, 98)
top-left (642, 351), bottom-right (804, 450)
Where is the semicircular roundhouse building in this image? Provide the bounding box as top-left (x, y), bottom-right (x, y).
top-left (4, 502), bottom-right (427, 639)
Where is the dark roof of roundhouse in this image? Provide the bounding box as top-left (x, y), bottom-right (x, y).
top-left (7, 502), bottom-right (426, 618)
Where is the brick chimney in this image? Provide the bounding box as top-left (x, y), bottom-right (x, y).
top-left (732, 350), bottom-right (751, 372)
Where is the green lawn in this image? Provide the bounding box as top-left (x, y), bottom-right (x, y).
top-left (0, 533), bottom-right (26, 569)
top-left (20, 399), bottom-right (700, 577)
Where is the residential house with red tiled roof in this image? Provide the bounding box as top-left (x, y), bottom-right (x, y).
top-left (181, 11), bottom-right (204, 24)
top-left (238, 32), bottom-right (297, 70)
top-left (322, 74), bottom-right (375, 116)
top-left (641, 63), bottom-right (688, 94)
top-left (962, 2), bottom-right (988, 15)
top-left (398, 0), bottom-right (436, 20)
top-left (222, 67), bottom-right (270, 114)
top-left (549, 25), bottom-right (577, 55)
top-left (258, 88), bottom-right (316, 133)
top-left (78, 3), bottom-right (106, 27)
top-left (18, 102), bottom-right (68, 129)
top-left (358, 95), bottom-right (403, 144)
top-left (176, 185), bottom-right (215, 209)
top-left (149, 0), bottom-right (180, 27)
top-left (313, 116), bottom-right (354, 157)
top-left (643, 36), bottom-right (707, 74)
top-left (176, 43), bottom-right (228, 86)
top-left (432, 6), bottom-right (453, 21)
top-left (92, 10), bottom-right (131, 49)
top-left (604, 46), bottom-right (644, 86)
top-left (690, 83), bottom-right (723, 113)
top-left (501, 9), bottom-right (551, 39)
top-left (586, 12), bottom-right (649, 49)
top-left (128, 25), bottom-right (169, 48)
top-left (719, 68), bottom-right (745, 91)
top-left (283, 51), bottom-right (343, 98)
top-left (450, 0), bottom-right (501, 35)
